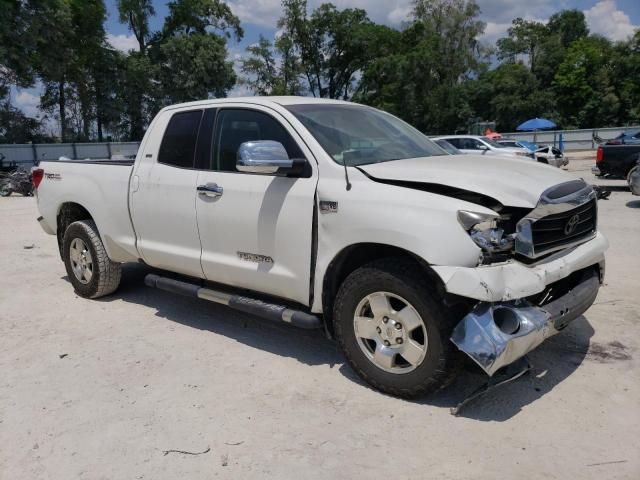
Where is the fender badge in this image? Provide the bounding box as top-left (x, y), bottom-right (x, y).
top-left (319, 200), bottom-right (338, 213)
top-left (237, 251), bottom-right (274, 264)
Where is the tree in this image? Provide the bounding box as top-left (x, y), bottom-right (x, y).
top-left (497, 18), bottom-right (547, 72)
top-left (241, 36), bottom-right (280, 95)
top-left (273, 0), bottom-right (396, 99)
top-left (35, 0), bottom-right (75, 141)
top-left (153, 0), bottom-right (242, 104)
top-left (0, 101), bottom-right (52, 143)
top-left (553, 36), bottom-right (614, 127)
top-left (117, 0), bottom-right (155, 53)
top-left (163, 0), bottom-right (243, 40)
top-left (547, 9), bottom-right (589, 48)
top-left (157, 34), bottom-right (236, 103)
top-left (356, 0), bottom-right (485, 133)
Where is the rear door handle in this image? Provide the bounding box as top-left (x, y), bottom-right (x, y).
top-left (197, 183), bottom-right (223, 198)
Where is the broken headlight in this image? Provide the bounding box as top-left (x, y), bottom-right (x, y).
top-left (457, 210), bottom-right (515, 263)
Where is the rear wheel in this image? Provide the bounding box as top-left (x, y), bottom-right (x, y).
top-left (333, 258), bottom-right (462, 398)
top-left (63, 220), bottom-right (121, 298)
top-left (0, 182), bottom-right (12, 197)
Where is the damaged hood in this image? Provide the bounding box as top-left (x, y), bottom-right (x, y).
top-left (358, 154), bottom-right (573, 208)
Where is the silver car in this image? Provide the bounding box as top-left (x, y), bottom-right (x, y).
top-left (434, 135), bottom-right (534, 160)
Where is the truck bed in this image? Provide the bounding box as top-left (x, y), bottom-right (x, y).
top-left (35, 160), bottom-right (139, 263)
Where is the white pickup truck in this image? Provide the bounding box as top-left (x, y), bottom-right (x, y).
top-left (33, 97), bottom-right (607, 397)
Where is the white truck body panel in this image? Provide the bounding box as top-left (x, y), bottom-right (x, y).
top-left (35, 162), bottom-right (139, 263)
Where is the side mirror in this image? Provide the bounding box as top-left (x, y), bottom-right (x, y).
top-left (477, 144), bottom-right (490, 151)
top-left (237, 141), bottom-right (306, 176)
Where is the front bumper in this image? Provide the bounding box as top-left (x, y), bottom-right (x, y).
top-left (432, 232), bottom-right (608, 302)
top-left (451, 268), bottom-right (600, 375)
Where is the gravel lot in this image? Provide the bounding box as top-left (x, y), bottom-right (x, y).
top-left (1, 157), bottom-right (638, 479)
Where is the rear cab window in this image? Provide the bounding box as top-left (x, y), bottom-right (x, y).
top-left (158, 110), bottom-right (203, 168)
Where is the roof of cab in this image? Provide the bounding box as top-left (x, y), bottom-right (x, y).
top-left (159, 96), bottom-right (354, 112)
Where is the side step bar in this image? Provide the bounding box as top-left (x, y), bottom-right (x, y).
top-left (144, 274), bottom-right (322, 330)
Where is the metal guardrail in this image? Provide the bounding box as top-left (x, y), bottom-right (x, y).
top-left (0, 142), bottom-right (140, 169)
top-left (499, 126), bottom-right (640, 151)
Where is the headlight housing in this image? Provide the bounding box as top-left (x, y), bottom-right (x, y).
top-left (457, 210), bottom-right (515, 264)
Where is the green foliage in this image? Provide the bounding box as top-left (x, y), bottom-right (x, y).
top-left (356, 0), bottom-right (485, 133)
top-left (158, 34), bottom-right (236, 103)
top-left (163, 0), bottom-right (243, 40)
top-left (0, 101), bottom-right (53, 143)
top-left (116, 0), bottom-right (155, 52)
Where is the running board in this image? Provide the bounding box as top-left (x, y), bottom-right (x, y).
top-left (144, 274), bottom-right (322, 330)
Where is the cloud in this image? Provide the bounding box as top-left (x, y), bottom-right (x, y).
top-left (584, 0), bottom-right (638, 41)
top-left (480, 21), bottom-right (512, 43)
top-left (106, 33), bottom-right (139, 53)
top-left (13, 90), bottom-right (40, 118)
top-left (226, 0), bottom-right (281, 27)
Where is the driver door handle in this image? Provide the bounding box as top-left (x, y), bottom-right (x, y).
top-left (197, 183), bottom-right (223, 198)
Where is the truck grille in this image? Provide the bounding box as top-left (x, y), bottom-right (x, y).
top-left (531, 199), bottom-right (597, 255)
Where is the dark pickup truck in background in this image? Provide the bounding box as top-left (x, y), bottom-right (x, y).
top-left (594, 137), bottom-right (640, 178)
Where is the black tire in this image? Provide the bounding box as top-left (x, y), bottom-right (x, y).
top-left (0, 183), bottom-right (12, 197)
top-left (333, 258), bottom-right (462, 398)
top-left (62, 220), bottom-right (122, 298)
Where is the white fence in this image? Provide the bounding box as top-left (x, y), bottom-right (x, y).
top-left (500, 126), bottom-right (640, 151)
top-left (0, 142), bottom-right (140, 169)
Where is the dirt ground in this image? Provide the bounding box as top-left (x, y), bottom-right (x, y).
top-left (1, 157), bottom-right (639, 479)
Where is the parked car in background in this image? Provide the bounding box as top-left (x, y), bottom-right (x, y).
top-left (434, 138), bottom-right (464, 155)
top-left (497, 140), bottom-right (568, 168)
top-left (32, 97), bottom-right (607, 398)
top-left (628, 161), bottom-right (640, 195)
top-left (434, 135), bottom-right (534, 159)
top-left (497, 139), bottom-right (536, 151)
top-left (593, 144), bottom-right (640, 178)
top-left (532, 145), bottom-right (568, 168)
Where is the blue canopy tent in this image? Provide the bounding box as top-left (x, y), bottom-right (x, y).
top-left (516, 118), bottom-right (557, 131)
top-left (516, 117), bottom-right (558, 150)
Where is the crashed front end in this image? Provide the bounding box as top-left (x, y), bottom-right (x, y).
top-left (435, 180), bottom-right (607, 376)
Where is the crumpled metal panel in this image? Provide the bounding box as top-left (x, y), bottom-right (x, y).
top-left (450, 302), bottom-right (556, 376)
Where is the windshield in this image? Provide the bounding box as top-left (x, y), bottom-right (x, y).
top-left (482, 137), bottom-right (506, 148)
top-left (285, 104), bottom-right (445, 166)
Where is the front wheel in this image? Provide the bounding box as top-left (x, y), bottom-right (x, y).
top-left (333, 258), bottom-right (462, 398)
top-left (62, 220), bottom-right (122, 298)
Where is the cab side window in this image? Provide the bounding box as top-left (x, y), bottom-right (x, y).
top-left (447, 138), bottom-right (465, 149)
top-left (214, 109), bottom-right (304, 172)
top-left (469, 139), bottom-right (485, 150)
top-left (158, 110), bottom-right (203, 168)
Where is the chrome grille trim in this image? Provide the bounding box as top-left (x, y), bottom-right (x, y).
top-left (515, 180), bottom-right (597, 259)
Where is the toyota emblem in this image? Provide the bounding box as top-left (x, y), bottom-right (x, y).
top-left (564, 214), bottom-right (580, 235)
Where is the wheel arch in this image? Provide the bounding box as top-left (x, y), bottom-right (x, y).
top-left (321, 243), bottom-right (447, 336)
top-left (56, 202), bottom-right (95, 257)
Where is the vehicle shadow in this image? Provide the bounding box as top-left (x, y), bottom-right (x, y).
top-left (92, 264), bottom-right (341, 368)
top-left (81, 264), bottom-right (594, 421)
top-left (414, 316), bottom-right (595, 421)
top-left (626, 200), bottom-right (640, 208)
